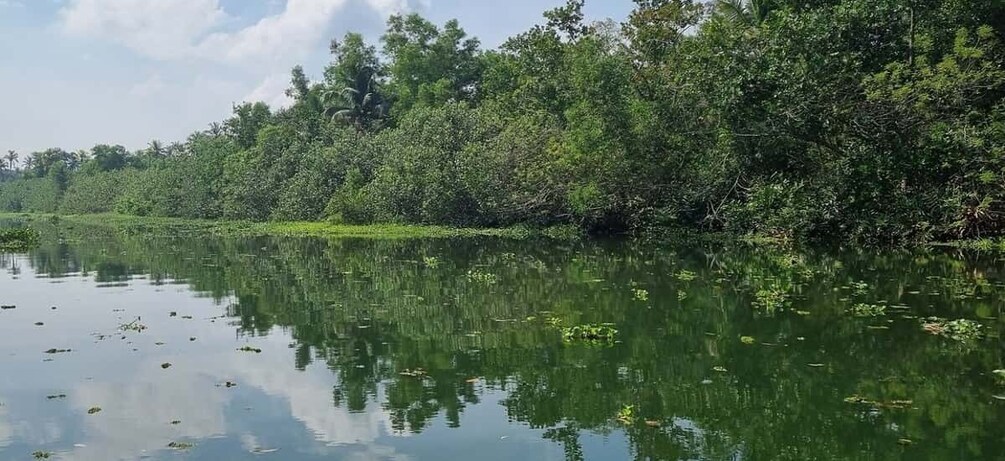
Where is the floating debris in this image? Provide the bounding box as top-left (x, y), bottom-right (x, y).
top-left (400, 369), bottom-right (427, 377)
top-left (87, 407), bottom-right (102, 415)
top-left (34, 322), bottom-right (44, 326)
top-left (843, 396), bottom-right (913, 409)
top-left (740, 336), bottom-right (756, 345)
top-left (1, 305), bottom-right (15, 310)
top-left (44, 348), bottom-right (71, 354)
top-left (238, 346), bottom-right (262, 353)
top-left (712, 366), bottom-right (728, 373)
top-left (897, 438), bottom-right (913, 446)
top-left (119, 318), bottom-right (147, 333)
top-left (161, 363), bottom-right (172, 369)
top-left (46, 394), bottom-right (67, 400)
top-left (167, 441), bottom-right (194, 450)
top-left (170, 420), bottom-right (181, 425)
top-left (32, 451), bottom-right (52, 460)
top-left (251, 447), bottom-right (279, 454)
top-left (169, 312), bottom-right (177, 317)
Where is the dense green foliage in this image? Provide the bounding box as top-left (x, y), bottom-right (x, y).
top-left (3, 0), bottom-right (1005, 243)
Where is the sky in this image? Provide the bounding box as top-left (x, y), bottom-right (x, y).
top-left (0, 0), bottom-right (633, 157)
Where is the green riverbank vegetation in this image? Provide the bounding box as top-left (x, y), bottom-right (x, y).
top-left (2, 0), bottom-right (1005, 244)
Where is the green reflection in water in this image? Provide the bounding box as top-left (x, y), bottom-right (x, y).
top-left (2, 219), bottom-right (1005, 460)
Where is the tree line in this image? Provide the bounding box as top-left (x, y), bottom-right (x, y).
top-left (2, 0), bottom-right (1005, 244)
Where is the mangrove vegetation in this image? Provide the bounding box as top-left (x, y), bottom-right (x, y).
top-left (2, 0), bottom-right (1005, 244)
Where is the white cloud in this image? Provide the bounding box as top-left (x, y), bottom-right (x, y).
top-left (196, 0), bottom-right (349, 66)
top-left (57, 0), bottom-right (416, 67)
top-left (244, 73), bottom-right (294, 109)
top-left (128, 74), bottom-right (167, 98)
top-left (58, 0), bottom-right (227, 60)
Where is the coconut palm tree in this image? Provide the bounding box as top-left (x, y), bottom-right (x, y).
top-left (3, 150), bottom-right (15, 170)
top-left (714, 0), bottom-right (777, 27)
top-left (322, 66), bottom-right (389, 133)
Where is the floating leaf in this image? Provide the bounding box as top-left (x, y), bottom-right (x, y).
top-left (87, 406), bottom-right (102, 415)
top-left (740, 336), bottom-right (756, 345)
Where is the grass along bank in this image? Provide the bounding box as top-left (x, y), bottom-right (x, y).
top-left (0, 213), bottom-right (571, 240)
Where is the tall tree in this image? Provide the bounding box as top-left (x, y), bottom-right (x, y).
top-left (2, 150), bottom-right (15, 170)
top-left (382, 14), bottom-right (483, 113)
top-left (322, 66), bottom-right (389, 133)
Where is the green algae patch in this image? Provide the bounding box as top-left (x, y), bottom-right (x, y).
top-left (0, 213), bottom-right (535, 240)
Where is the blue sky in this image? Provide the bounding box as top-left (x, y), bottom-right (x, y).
top-left (0, 0), bottom-right (632, 155)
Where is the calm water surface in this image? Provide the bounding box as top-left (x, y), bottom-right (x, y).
top-left (1, 221), bottom-right (1005, 460)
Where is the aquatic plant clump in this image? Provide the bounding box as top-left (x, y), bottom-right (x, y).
top-left (561, 324), bottom-right (617, 344)
top-left (752, 288), bottom-right (790, 312)
top-left (922, 318), bottom-right (983, 342)
top-left (849, 303), bottom-right (887, 317)
top-left (0, 228), bottom-right (40, 251)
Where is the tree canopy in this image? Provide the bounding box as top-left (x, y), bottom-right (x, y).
top-left (3, 0), bottom-right (1005, 244)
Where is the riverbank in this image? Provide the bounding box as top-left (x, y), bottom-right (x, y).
top-left (0, 213), bottom-right (567, 240)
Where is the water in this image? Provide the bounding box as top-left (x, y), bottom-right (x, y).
top-left (1, 221), bottom-right (1004, 460)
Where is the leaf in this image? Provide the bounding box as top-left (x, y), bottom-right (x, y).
top-left (87, 406), bottom-right (102, 415)
top-left (740, 336), bottom-right (756, 345)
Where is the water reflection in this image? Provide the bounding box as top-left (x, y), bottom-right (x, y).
top-left (0, 220), bottom-right (1004, 460)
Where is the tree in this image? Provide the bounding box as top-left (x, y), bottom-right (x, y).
top-left (3, 150), bottom-right (15, 170)
top-left (713, 0), bottom-right (778, 27)
top-left (322, 66), bottom-right (389, 133)
top-left (225, 102), bottom-right (273, 149)
top-left (382, 14), bottom-right (483, 112)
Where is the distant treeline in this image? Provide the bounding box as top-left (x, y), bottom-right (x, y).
top-left (2, 0), bottom-right (1005, 244)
